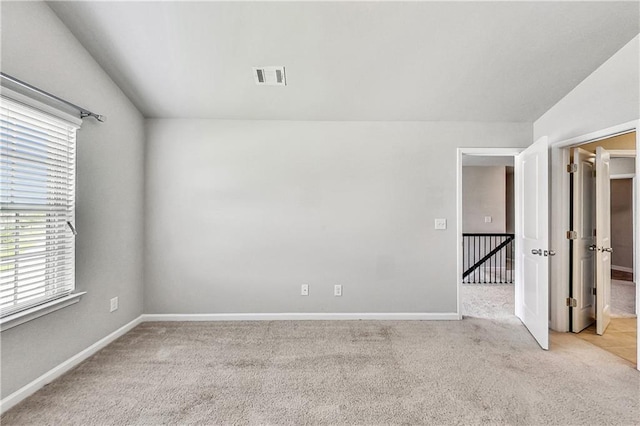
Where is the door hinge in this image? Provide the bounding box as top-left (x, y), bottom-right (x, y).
top-left (567, 164), bottom-right (577, 173)
top-left (566, 297), bottom-right (577, 308)
top-left (566, 230), bottom-right (577, 240)
top-left (592, 288), bottom-right (597, 296)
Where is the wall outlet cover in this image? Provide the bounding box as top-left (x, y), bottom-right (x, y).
top-left (110, 297), bottom-right (118, 312)
top-left (334, 285), bottom-right (342, 296)
top-left (434, 218), bottom-right (447, 230)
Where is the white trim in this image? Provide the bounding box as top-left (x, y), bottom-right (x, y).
top-left (611, 173), bottom-right (635, 180)
top-left (0, 293), bottom-right (86, 332)
top-left (0, 315), bottom-right (143, 414)
top-left (456, 147), bottom-right (523, 323)
top-left (550, 121), bottom-right (636, 149)
top-left (457, 147), bottom-right (524, 156)
top-left (456, 149), bottom-right (463, 320)
top-left (609, 150), bottom-right (636, 158)
top-left (612, 265), bottom-right (634, 273)
top-left (141, 312), bottom-right (459, 322)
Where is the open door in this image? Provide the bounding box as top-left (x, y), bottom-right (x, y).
top-left (595, 146), bottom-right (612, 335)
top-left (571, 148), bottom-right (596, 332)
top-left (515, 136), bottom-right (550, 350)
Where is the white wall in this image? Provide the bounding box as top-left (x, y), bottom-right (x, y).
top-left (145, 120), bottom-right (530, 314)
top-left (462, 166), bottom-right (506, 233)
top-left (0, 2), bottom-right (145, 398)
top-left (534, 35), bottom-right (639, 142)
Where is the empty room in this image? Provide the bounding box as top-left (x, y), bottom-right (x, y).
top-left (1, 1), bottom-right (639, 424)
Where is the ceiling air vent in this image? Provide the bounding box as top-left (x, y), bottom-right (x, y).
top-left (253, 66), bottom-right (286, 86)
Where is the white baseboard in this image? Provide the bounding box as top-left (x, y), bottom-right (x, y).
top-left (0, 315), bottom-right (143, 415)
top-left (141, 312), bottom-right (460, 321)
top-left (612, 265), bottom-right (634, 273)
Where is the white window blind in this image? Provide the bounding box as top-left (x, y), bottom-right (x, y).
top-left (1, 95), bottom-right (79, 318)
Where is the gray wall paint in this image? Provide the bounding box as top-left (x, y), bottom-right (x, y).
top-left (611, 179), bottom-right (634, 270)
top-left (505, 167), bottom-right (515, 234)
top-left (534, 35), bottom-right (639, 143)
top-left (462, 166), bottom-right (506, 233)
top-left (144, 120), bottom-right (531, 314)
top-left (1, 2), bottom-right (145, 398)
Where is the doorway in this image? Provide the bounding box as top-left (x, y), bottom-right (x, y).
top-left (456, 148), bottom-right (529, 325)
top-left (457, 141), bottom-right (551, 350)
top-left (566, 132), bottom-right (637, 365)
top-left (610, 177), bottom-right (635, 317)
top-left (459, 154), bottom-right (516, 320)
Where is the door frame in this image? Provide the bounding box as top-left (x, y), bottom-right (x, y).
top-left (548, 119), bottom-right (639, 370)
top-left (455, 147), bottom-right (524, 319)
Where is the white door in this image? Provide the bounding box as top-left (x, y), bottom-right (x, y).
top-left (571, 148), bottom-right (596, 332)
top-left (515, 136), bottom-right (550, 350)
top-left (595, 146), bottom-right (612, 335)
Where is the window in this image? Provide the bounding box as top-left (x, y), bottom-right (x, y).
top-left (1, 95), bottom-right (79, 319)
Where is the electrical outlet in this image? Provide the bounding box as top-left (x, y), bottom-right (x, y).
top-left (110, 297), bottom-right (118, 312)
top-left (434, 218), bottom-right (447, 230)
top-left (301, 284), bottom-right (309, 296)
top-left (484, 216), bottom-right (492, 223)
top-left (334, 285), bottom-right (342, 296)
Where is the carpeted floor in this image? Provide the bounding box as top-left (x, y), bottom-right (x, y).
top-left (461, 284), bottom-right (515, 321)
top-left (462, 279), bottom-right (637, 319)
top-left (612, 279), bottom-right (637, 318)
top-left (3, 305), bottom-right (640, 425)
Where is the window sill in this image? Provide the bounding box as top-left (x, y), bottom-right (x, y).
top-left (0, 292), bottom-right (87, 332)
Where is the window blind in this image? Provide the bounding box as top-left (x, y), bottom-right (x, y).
top-left (0, 95), bottom-right (78, 318)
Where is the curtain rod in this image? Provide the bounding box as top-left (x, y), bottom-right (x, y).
top-left (0, 72), bottom-right (105, 122)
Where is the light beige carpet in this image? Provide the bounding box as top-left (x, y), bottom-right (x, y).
top-left (612, 279), bottom-right (637, 318)
top-left (3, 315), bottom-right (639, 425)
top-left (461, 283), bottom-right (515, 320)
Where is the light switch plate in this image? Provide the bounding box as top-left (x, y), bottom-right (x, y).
top-left (434, 218), bottom-right (447, 230)
top-left (484, 216), bottom-right (492, 223)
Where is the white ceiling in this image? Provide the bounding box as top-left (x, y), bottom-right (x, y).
top-left (48, 1), bottom-right (639, 121)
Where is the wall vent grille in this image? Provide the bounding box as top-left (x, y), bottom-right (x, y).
top-left (253, 66), bottom-right (286, 86)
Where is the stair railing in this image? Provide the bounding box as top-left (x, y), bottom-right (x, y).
top-left (462, 233), bottom-right (515, 284)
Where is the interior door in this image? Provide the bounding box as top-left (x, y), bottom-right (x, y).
top-left (595, 146), bottom-right (612, 335)
top-left (515, 136), bottom-right (550, 350)
top-left (571, 148), bottom-right (596, 332)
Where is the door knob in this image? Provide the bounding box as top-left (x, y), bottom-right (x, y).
top-left (531, 249), bottom-right (542, 255)
top-left (588, 245), bottom-right (598, 251)
top-left (544, 250), bottom-right (556, 256)
top-left (602, 247), bottom-right (613, 253)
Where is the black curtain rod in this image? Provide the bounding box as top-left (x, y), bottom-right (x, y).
top-left (0, 72), bottom-right (105, 122)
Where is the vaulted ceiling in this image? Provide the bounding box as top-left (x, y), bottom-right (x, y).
top-left (48, 1), bottom-right (639, 121)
